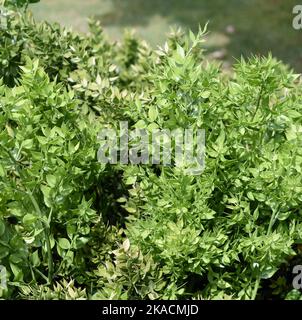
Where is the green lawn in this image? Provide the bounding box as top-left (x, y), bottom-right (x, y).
top-left (31, 0), bottom-right (302, 71)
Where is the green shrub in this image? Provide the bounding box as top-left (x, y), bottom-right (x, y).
top-left (1, 4), bottom-right (302, 300)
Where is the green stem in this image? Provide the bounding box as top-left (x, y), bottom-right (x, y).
top-left (33, 266), bottom-right (49, 283)
top-left (267, 208), bottom-right (279, 236)
top-left (28, 193), bottom-right (54, 284)
top-left (252, 83), bottom-right (264, 121)
top-left (251, 277), bottom-right (260, 300)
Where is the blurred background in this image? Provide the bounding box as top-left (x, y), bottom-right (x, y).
top-left (31, 0), bottom-right (302, 71)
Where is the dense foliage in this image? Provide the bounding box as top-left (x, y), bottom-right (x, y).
top-left (1, 2), bottom-right (302, 300)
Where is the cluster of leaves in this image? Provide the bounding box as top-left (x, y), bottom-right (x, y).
top-left (121, 51), bottom-right (302, 299)
top-left (1, 3), bottom-right (302, 300)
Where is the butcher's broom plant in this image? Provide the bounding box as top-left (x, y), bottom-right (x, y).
top-left (1, 2), bottom-right (302, 300)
